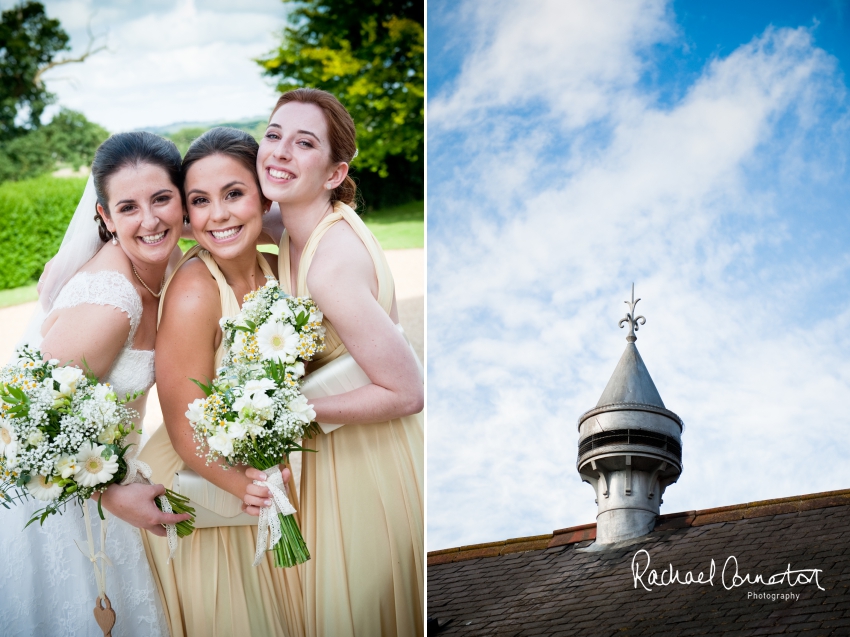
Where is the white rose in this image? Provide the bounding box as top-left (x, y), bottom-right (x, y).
top-left (288, 395), bottom-right (316, 424)
top-left (55, 454), bottom-right (78, 479)
top-left (97, 425), bottom-right (118, 445)
top-left (26, 430), bottom-right (44, 447)
top-left (232, 330), bottom-right (248, 353)
top-left (228, 421), bottom-right (247, 440)
top-left (51, 367), bottom-right (84, 396)
top-left (269, 300), bottom-right (294, 320)
top-left (185, 398), bottom-right (206, 424)
top-left (244, 378), bottom-right (276, 397)
top-left (207, 429), bottom-right (235, 457)
top-left (92, 384), bottom-right (115, 402)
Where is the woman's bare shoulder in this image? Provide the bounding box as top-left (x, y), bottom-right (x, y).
top-left (161, 257), bottom-right (219, 316)
top-left (78, 243), bottom-right (133, 279)
top-left (310, 219), bottom-right (374, 280)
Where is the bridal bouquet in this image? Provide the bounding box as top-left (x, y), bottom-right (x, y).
top-left (187, 278), bottom-right (325, 567)
top-left (0, 345), bottom-right (194, 536)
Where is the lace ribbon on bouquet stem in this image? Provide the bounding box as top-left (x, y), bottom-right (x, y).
top-left (121, 454), bottom-right (179, 562)
top-left (252, 464), bottom-right (297, 566)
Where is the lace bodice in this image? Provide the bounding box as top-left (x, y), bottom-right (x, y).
top-left (40, 270), bottom-right (155, 401)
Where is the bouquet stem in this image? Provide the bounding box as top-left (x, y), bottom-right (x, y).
top-left (272, 511), bottom-right (310, 568)
top-left (156, 488), bottom-right (195, 537)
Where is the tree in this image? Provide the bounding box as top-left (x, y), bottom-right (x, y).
top-left (0, 1), bottom-right (104, 140)
top-left (258, 0), bottom-right (423, 207)
top-left (0, 108), bottom-right (108, 182)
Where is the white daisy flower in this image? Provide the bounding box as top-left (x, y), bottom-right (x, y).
top-left (0, 421), bottom-right (17, 456)
top-left (26, 474), bottom-right (63, 502)
top-left (75, 442), bottom-right (118, 487)
top-left (257, 322), bottom-right (298, 362)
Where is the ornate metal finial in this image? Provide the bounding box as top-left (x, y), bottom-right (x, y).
top-left (618, 283), bottom-right (645, 343)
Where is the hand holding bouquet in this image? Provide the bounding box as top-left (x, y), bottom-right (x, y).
top-left (0, 345), bottom-right (194, 537)
top-left (186, 279), bottom-right (325, 567)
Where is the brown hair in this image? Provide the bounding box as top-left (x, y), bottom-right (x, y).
top-left (181, 127), bottom-right (268, 211)
top-left (270, 88), bottom-right (357, 207)
top-left (91, 132), bottom-right (183, 242)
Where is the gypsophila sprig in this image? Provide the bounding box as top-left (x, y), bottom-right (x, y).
top-left (0, 345), bottom-right (141, 527)
top-left (187, 278), bottom-right (325, 567)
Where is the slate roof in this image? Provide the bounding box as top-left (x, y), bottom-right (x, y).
top-left (427, 488), bottom-right (850, 636)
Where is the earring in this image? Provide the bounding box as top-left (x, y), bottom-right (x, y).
top-left (112, 232), bottom-right (118, 246)
top-left (326, 183), bottom-right (333, 190)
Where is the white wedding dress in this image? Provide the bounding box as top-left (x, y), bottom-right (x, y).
top-left (0, 270), bottom-right (169, 636)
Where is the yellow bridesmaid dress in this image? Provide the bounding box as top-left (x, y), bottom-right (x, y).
top-left (139, 245), bottom-right (305, 637)
top-left (278, 202), bottom-right (425, 637)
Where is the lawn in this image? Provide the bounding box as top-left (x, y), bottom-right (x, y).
top-left (180, 200), bottom-right (424, 254)
top-left (1, 201), bottom-right (423, 309)
top-left (0, 284), bottom-right (38, 309)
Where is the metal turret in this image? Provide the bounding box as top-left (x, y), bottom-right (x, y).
top-left (577, 285), bottom-right (683, 544)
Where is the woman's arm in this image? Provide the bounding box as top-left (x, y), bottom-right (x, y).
top-left (304, 222), bottom-right (424, 425)
top-left (40, 304), bottom-right (130, 379)
top-left (40, 302), bottom-right (192, 530)
top-left (155, 261), bottom-right (274, 508)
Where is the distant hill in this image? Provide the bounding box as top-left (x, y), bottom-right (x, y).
top-left (138, 117), bottom-right (269, 155)
top-left (138, 117), bottom-right (267, 136)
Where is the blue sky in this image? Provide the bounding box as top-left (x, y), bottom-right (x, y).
top-left (427, 0), bottom-right (850, 551)
top-left (5, 0), bottom-right (288, 131)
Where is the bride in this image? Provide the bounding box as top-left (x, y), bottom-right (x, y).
top-left (0, 131), bottom-right (192, 636)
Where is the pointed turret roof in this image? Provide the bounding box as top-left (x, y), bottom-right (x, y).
top-left (595, 342), bottom-right (665, 408)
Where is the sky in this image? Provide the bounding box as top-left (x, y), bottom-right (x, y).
top-left (427, 0), bottom-right (850, 551)
top-left (8, 0), bottom-right (289, 131)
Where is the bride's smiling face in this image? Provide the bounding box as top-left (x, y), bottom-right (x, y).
top-left (185, 153), bottom-right (266, 260)
top-left (257, 101), bottom-right (345, 204)
top-left (97, 162), bottom-right (183, 267)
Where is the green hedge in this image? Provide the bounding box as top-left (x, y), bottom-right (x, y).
top-left (0, 175), bottom-right (87, 290)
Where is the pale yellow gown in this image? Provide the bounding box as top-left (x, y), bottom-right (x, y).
top-left (278, 202), bottom-right (425, 637)
top-left (139, 245), bottom-right (305, 637)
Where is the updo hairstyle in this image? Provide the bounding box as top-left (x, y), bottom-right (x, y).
top-left (91, 132), bottom-right (183, 242)
top-left (181, 127), bottom-right (266, 208)
top-left (270, 88), bottom-right (358, 207)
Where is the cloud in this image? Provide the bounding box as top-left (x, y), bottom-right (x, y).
top-left (34, 0), bottom-right (287, 130)
top-left (427, 0), bottom-right (850, 551)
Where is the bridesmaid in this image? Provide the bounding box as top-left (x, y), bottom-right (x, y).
top-left (138, 127), bottom-right (304, 637)
top-left (244, 88), bottom-right (424, 637)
